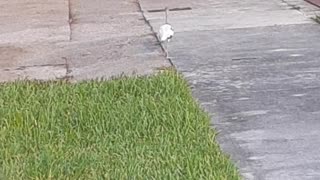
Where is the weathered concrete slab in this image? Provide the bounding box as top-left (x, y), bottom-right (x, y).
top-left (61, 35), bottom-right (167, 81)
top-left (0, 0), bottom-right (70, 44)
top-left (0, 44), bottom-right (68, 81)
top-left (140, 0), bottom-right (312, 33)
top-left (139, 0), bottom-right (320, 179)
top-left (70, 15), bottom-right (150, 41)
top-left (170, 25), bottom-right (320, 180)
top-left (0, 0), bottom-right (70, 82)
top-left (70, 0), bottom-right (151, 41)
top-left (146, 9), bottom-right (310, 33)
top-left (0, 65), bottom-right (66, 82)
top-left (0, 0), bottom-right (169, 82)
top-left (65, 0), bottom-right (169, 80)
top-left (282, 0), bottom-right (320, 17)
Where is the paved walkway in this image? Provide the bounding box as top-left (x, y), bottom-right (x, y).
top-left (140, 0), bottom-right (320, 179)
top-left (0, 0), bottom-right (169, 82)
top-left (2, 0), bottom-right (320, 179)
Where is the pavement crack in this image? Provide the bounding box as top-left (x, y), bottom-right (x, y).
top-left (148, 7), bottom-right (192, 13)
top-left (14, 64), bottom-right (66, 71)
top-left (68, 0), bottom-right (73, 41)
top-left (281, 0), bottom-right (308, 16)
top-left (232, 57), bottom-right (259, 61)
top-left (61, 57), bottom-right (73, 82)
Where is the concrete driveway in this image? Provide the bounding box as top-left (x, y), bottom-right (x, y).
top-left (139, 0), bottom-right (320, 179)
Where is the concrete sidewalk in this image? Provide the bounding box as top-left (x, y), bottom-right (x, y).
top-left (0, 0), bottom-right (169, 82)
top-left (139, 0), bottom-right (320, 179)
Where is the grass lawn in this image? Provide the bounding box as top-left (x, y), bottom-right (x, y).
top-left (0, 71), bottom-right (240, 179)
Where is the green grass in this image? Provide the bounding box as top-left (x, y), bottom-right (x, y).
top-left (312, 15), bottom-right (320, 24)
top-left (0, 71), bottom-right (240, 179)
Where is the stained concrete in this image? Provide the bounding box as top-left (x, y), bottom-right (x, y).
top-left (170, 25), bottom-right (320, 180)
top-left (139, 0), bottom-right (320, 179)
top-left (0, 0), bottom-right (169, 82)
top-left (0, 0), bottom-right (70, 44)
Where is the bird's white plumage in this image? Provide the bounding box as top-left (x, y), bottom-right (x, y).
top-left (158, 24), bottom-right (174, 42)
top-left (158, 7), bottom-right (174, 58)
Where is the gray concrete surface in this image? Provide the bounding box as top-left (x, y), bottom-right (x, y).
top-left (0, 0), bottom-right (169, 82)
top-left (282, 0), bottom-right (320, 17)
top-left (2, 0), bottom-right (320, 179)
top-left (140, 0), bottom-right (320, 179)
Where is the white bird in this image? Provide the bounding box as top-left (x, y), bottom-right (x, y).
top-left (158, 7), bottom-right (174, 58)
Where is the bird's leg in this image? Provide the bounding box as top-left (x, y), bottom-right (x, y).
top-left (165, 41), bottom-right (169, 59)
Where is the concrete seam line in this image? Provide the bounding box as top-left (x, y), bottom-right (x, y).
top-left (281, 0), bottom-right (316, 19)
top-left (68, 0), bottom-right (73, 41)
top-left (62, 57), bottom-right (73, 82)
